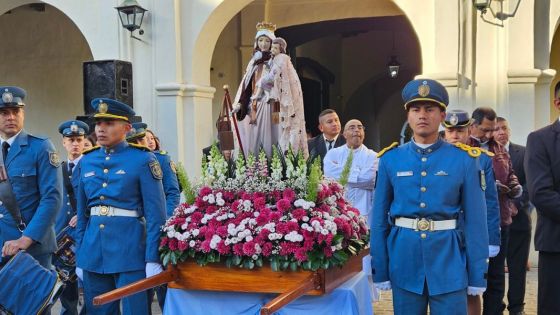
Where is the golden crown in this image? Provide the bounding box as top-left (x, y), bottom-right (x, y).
top-left (256, 21), bottom-right (276, 32)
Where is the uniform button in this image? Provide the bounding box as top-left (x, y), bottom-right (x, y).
top-left (417, 149), bottom-right (421, 153)
top-left (100, 196), bottom-right (105, 200)
top-left (0, 200), bottom-right (3, 206)
top-left (102, 183), bottom-right (107, 188)
top-left (421, 233), bottom-right (427, 239)
top-left (486, 258), bottom-right (490, 263)
top-left (421, 157), bottom-right (427, 162)
top-left (67, 202), bottom-right (70, 206)
top-left (427, 149), bottom-right (432, 153)
top-left (421, 187), bottom-right (427, 192)
top-left (67, 211), bottom-right (71, 215)
top-left (99, 224), bottom-right (105, 229)
top-left (421, 171), bottom-right (427, 176)
top-left (104, 169), bottom-right (109, 174)
top-left (420, 202), bottom-right (426, 208)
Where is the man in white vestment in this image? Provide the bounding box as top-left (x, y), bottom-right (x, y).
top-left (324, 119), bottom-right (378, 224)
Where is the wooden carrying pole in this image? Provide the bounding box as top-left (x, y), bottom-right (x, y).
top-left (260, 272), bottom-right (322, 315)
top-left (93, 266), bottom-right (179, 306)
top-left (223, 85), bottom-right (245, 157)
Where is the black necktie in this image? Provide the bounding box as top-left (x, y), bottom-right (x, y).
top-left (68, 162), bottom-right (75, 173)
top-left (2, 142), bottom-right (9, 161)
top-left (326, 139), bottom-right (334, 151)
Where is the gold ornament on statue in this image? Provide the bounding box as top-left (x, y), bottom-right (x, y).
top-left (256, 21), bottom-right (277, 32)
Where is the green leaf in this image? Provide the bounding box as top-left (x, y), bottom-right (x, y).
top-left (271, 257), bottom-right (279, 271)
top-left (244, 259), bottom-right (255, 269)
top-left (255, 257), bottom-right (264, 268)
top-left (302, 261), bottom-right (312, 270)
top-left (310, 259), bottom-right (321, 271)
top-left (170, 253), bottom-right (178, 265)
top-left (333, 250), bottom-right (349, 263)
top-left (290, 261), bottom-right (299, 271)
top-left (333, 234), bottom-right (344, 244)
top-left (281, 260), bottom-right (290, 270)
top-left (162, 252), bottom-right (170, 267)
top-left (232, 255), bottom-right (242, 266)
top-left (225, 257), bottom-right (233, 268)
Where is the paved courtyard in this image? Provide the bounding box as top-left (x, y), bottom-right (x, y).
top-left (373, 268), bottom-right (538, 314)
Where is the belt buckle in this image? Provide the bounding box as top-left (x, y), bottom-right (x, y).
top-left (417, 218), bottom-right (431, 231)
top-left (99, 206), bottom-right (109, 216)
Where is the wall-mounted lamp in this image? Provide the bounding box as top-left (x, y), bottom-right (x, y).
top-left (115, 0), bottom-right (147, 40)
top-left (387, 32), bottom-right (400, 79)
top-left (388, 56), bottom-right (400, 79)
top-left (473, 0), bottom-right (522, 26)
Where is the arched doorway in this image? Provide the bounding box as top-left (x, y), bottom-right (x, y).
top-left (0, 2), bottom-right (93, 153)
top-left (207, 1), bottom-right (421, 151)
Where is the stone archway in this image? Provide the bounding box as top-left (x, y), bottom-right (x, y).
top-left (0, 2), bottom-right (93, 153)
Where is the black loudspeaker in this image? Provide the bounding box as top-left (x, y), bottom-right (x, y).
top-left (83, 60), bottom-right (133, 114)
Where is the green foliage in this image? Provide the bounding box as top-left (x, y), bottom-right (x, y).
top-left (176, 162), bottom-right (196, 204)
top-left (338, 149), bottom-right (354, 186)
top-left (306, 157), bottom-right (322, 202)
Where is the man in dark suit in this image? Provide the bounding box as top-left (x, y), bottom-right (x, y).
top-left (525, 81), bottom-right (560, 314)
top-left (496, 117), bottom-right (532, 315)
top-left (307, 109), bottom-right (345, 167)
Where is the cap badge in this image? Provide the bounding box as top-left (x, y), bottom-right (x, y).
top-left (418, 82), bottom-right (430, 97)
top-left (2, 91), bottom-right (13, 104)
top-left (98, 102), bottom-right (108, 114)
top-left (449, 113), bottom-right (459, 126)
top-left (70, 123), bottom-right (79, 133)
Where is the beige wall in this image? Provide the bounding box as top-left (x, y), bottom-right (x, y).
top-left (0, 4), bottom-right (92, 155)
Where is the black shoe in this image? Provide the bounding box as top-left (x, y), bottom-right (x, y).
top-left (510, 311), bottom-right (526, 315)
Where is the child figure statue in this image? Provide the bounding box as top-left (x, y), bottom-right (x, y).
top-left (253, 37), bottom-right (309, 159)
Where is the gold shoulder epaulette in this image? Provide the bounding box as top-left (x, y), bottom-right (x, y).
top-left (377, 142), bottom-right (398, 158)
top-left (82, 146), bottom-right (100, 155)
top-left (479, 148), bottom-right (495, 157)
top-left (454, 142), bottom-right (481, 158)
top-left (129, 143), bottom-right (151, 152)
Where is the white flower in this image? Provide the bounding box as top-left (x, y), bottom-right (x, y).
top-left (189, 240), bottom-right (196, 247)
top-left (252, 254), bottom-right (259, 260)
top-left (192, 229), bottom-right (200, 237)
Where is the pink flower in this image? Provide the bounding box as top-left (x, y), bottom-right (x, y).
top-left (233, 243), bottom-right (244, 256)
top-left (160, 237), bottom-right (168, 247)
top-left (178, 241), bottom-right (188, 251)
top-left (291, 208), bottom-right (306, 220)
top-left (261, 242), bottom-right (273, 257)
top-left (242, 241), bottom-right (257, 256)
top-left (216, 241), bottom-right (231, 255)
top-left (200, 240), bottom-right (211, 253)
top-left (168, 239), bottom-right (178, 251)
top-left (190, 212), bottom-right (203, 224)
top-left (276, 199), bottom-right (291, 212)
top-left (323, 246), bottom-right (333, 258)
top-left (282, 189), bottom-right (296, 202)
top-left (216, 226), bottom-right (228, 237)
top-left (199, 186), bottom-right (212, 196)
top-left (254, 197), bottom-right (266, 210)
top-left (295, 248), bottom-right (308, 262)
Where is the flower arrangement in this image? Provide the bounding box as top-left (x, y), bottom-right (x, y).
top-left (160, 145), bottom-right (369, 271)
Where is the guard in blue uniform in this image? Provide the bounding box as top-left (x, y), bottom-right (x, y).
top-left (442, 110), bottom-right (501, 314)
top-left (126, 121), bottom-right (180, 312)
top-left (0, 86), bottom-right (62, 269)
top-left (74, 98), bottom-right (166, 315)
top-left (54, 119), bottom-right (90, 315)
top-left (371, 79), bottom-right (489, 314)
top-left (127, 122), bottom-right (180, 217)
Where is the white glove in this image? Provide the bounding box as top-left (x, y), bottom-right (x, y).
top-left (145, 262), bottom-right (164, 278)
top-left (467, 286), bottom-right (486, 296)
top-left (231, 103), bottom-right (241, 114)
top-left (374, 281), bottom-right (392, 291)
top-left (76, 267), bottom-right (83, 281)
top-left (489, 245), bottom-right (500, 258)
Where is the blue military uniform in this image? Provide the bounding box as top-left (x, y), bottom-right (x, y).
top-left (371, 80), bottom-right (489, 314)
top-left (127, 122), bottom-right (180, 217)
top-left (0, 86), bottom-right (62, 268)
top-left (54, 120), bottom-right (90, 315)
top-left (443, 110), bottom-right (501, 247)
top-left (74, 99), bottom-right (166, 315)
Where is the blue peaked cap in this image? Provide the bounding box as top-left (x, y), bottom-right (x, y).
top-left (58, 120), bottom-right (90, 137)
top-left (402, 79), bottom-right (449, 110)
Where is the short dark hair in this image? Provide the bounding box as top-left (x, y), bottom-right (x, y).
top-left (318, 109), bottom-right (337, 122)
top-left (496, 116), bottom-right (507, 123)
top-left (472, 107), bottom-right (497, 125)
top-left (555, 81), bottom-right (560, 99)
